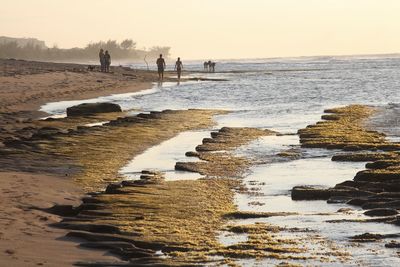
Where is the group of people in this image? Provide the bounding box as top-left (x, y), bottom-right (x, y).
top-left (99, 49), bottom-right (111, 72)
top-left (98, 50), bottom-right (214, 82)
top-left (156, 54), bottom-right (183, 81)
top-left (203, 61), bottom-right (216, 72)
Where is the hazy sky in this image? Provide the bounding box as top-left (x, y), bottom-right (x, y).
top-left (1, 0), bottom-right (400, 59)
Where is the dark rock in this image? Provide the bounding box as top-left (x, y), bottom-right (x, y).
top-left (44, 204), bottom-right (81, 216)
top-left (210, 132), bottom-right (220, 138)
top-left (78, 203), bottom-right (106, 210)
top-left (202, 138), bottom-right (219, 144)
top-left (79, 210), bottom-right (114, 217)
top-left (366, 160), bottom-right (400, 170)
top-left (335, 180), bottom-right (359, 188)
top-left (364, 208), bottom-right (399, 217)
top-left (105, 183), bottom-right (124, 194)
top-left (80, 242), bottom-right (154, 259)
top-left (185, 151), bottom-right (200, 157)
top-left (291, 186), bottom-right (330, 200)
top-left (53, 222), bottom-right (121, 234)
top-left (224, 211), bottom-right (296, 219)
top-left (354, 171), bottom-right (400, 182)
top-left (332, 153), bottom-right (397, 162)
top-left (121, 180), bottom-right (139, 187)
top-left (66, 231), bottom-right (165, 251)
top-left (385, 241), bottom-right (400, 248)
top-left (347, 198), bottom-right (368, 206)
top-left (362, 200), bottom-right (400, 210)
top-left (350, 233), bottom-right (384, 242)
top-left (66, 103), bottom-right (122, 117)
top-left (321, 114), bottom-right (341, 121)
top-left (81, 197), bottom-right (103, 204)
top-left (371, 192), bottom-right (400, 199)
top-left (175, 162), bottom-right (199, 173)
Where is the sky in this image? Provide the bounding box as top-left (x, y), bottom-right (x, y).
top-left (1, 0), bottom-right (400, 60)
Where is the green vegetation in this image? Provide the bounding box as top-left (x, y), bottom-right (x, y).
top-left (0, 37), bottom-right (170, 62)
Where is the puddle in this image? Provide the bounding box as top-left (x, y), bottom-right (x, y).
top-left (120, 130), bottom-right (210, 181)
top-left (84, 121), bottom-right (109, 127)
top-left (218, 231), bottom-right (248, 247)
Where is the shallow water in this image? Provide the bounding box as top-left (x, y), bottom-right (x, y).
top-left (120, 130), bottom-right (210, 181)
top-left (41, 56), bottom-right (400, 265)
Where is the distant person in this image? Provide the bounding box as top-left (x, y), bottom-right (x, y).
top-left (156, 54), bottom-right (166, 81)
top-left (174, 57), bottom-right (183, 81)
top-left (210, 62), bottom-right (216, 72)
top-left (207, 60), bottom-right (212, 72)
top-left (99, 49), bottom-right (105, 72)
top-left (104, 50), bottom-right (111, 72)
top-left (203, 61), bottom-right (208, 71)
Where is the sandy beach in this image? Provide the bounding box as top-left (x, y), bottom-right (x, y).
top-left (0, 59), bottom-right (161, 266)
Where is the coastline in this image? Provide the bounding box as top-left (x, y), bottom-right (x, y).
top-left (0, 59), bottom-right (163, 265)
top-left (1, 58), bottom-right (400, 266)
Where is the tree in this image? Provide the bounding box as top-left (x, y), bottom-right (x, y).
top-left (120, 39), bottom-right (136, 50)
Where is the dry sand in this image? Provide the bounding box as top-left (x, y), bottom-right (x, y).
top-left (0, 59), bottom-right (161, 266)
top-left (0, 172), bottom-right (123, 266)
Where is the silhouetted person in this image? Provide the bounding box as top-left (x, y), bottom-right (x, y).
top-left (203, 61), bottom-right (208, 71)
top-left (156, 54), bottom-right (166, 81)
top-left (104, 50), bottom-right (111, 72)
top-left (210, 62), bottom-right (216, 72)
top-left (207, 60), bottom-right (212, 73)
top-left (99, 49), bottom-right (105, 72)
top-left (175, 57), bottom-right (183, 81)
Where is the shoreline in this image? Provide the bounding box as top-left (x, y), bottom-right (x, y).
top-left (0, 58), bottom-right (236, 266)
top-left (0, 59), bottom-right (173, 266)
top-left (1, 59), bottom-right (400, 265)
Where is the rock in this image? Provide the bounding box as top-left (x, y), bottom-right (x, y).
top-left (354, 171), bottom-right (400, 182)
top-left (291, 186), bottom-right (331, 200)
top-left (66, 231), bottom-right (165, 251)
top-left (80, 241), bottom-right (155, 259)
top-left (105, 183), bottom-right (124, 194)
top-left (331, 152), bottom-right (398, 162)
top-left (224, 211), bottom-right (296, 219)
top-left (362, 200), bottom-right (400, 210)
top-left (185, 151), bottom-right (200, 157)
top-left (54, 222), bottom-right (121, 234)
top-left (366, 160), bottom-right (400, 169)
top-left (385, 241), bottom-right (400, 248)
top-left (66, 102), bottom-right (122, 117)
top-left (347, 198), bottom-right (368, 206)
top-left (44, 204), bottom-right (81, 216)
top-left (364, 208), bottom-right (399, 217)
top-left (337, 208), bottom-right (355, 214)
top-left (175, 162), bottom-right (199, 173)
top-left (350, 233), bottom-right (384, 242)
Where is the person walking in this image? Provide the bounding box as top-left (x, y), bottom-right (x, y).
top-left (210, 62), bottom-right (216, 72)
top-left (104, 50), bottom-right (111, 73)
top-left (156, 54), bottom-right (166, 81)
top-left (99, 49), bottom-right (105, 72)
top-left (174, 57), bottom-right (183, 81)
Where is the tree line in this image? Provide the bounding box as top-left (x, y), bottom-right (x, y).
top-left (0, 38), bottom-right (170, 62)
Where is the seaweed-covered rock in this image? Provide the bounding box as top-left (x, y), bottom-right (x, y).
top-left (291, 186), bottom-right (330, 200)
top-left (364, 208), bottom-right (399, 217)
top-left (66, 102), bottom-right (122, 117)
